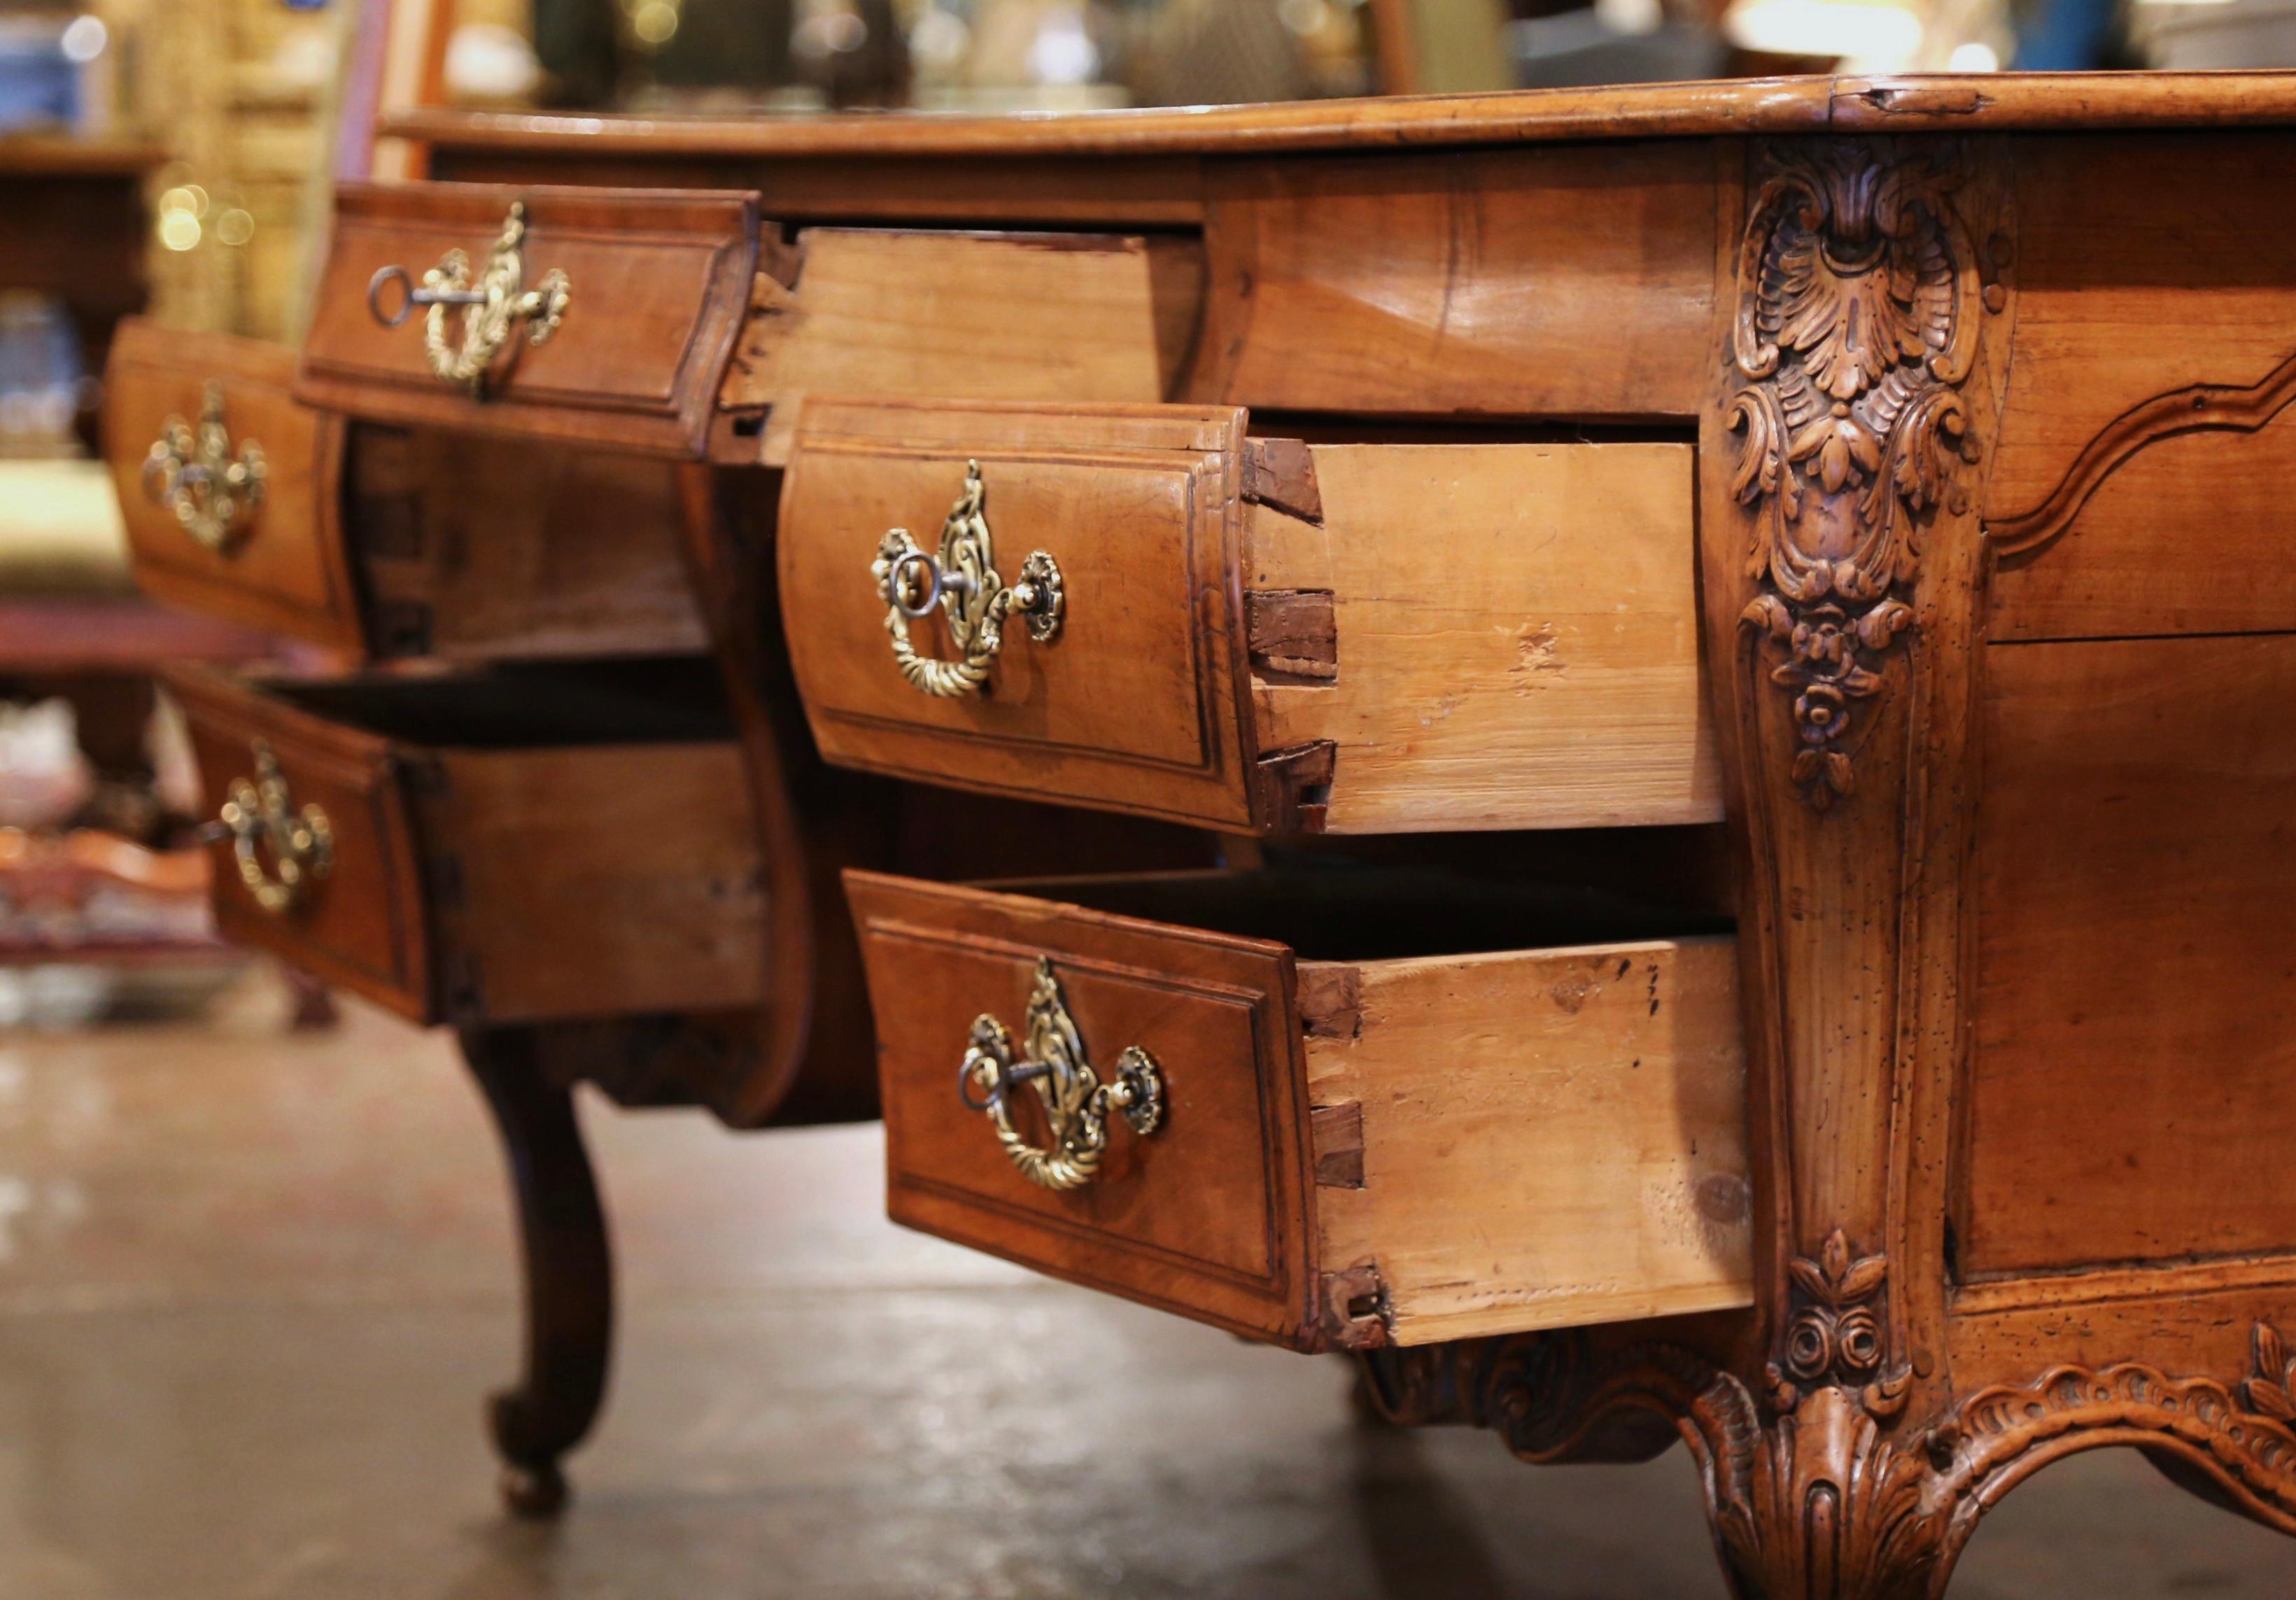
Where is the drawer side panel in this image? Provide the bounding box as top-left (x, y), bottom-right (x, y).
top-left (1306, 937), bottom-right (1754, 1344)
top-left (1248, 442), bottom-right (1722, 831)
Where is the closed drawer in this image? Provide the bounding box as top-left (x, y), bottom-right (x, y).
top-left (165, 658), bottom-right (763, 1027)
top-left (105, 321), bottom-right (358, 651)
top-left (301, 183), bottom-right (761, 456)
top-left (780, 399), bottom-right (1721, 834)
top-left (848, 866), bottom-right (1753, 1350)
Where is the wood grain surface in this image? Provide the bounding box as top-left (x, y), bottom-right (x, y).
top-left (1193, 144), bottom-right (1715, 419)
top-left (165, 664), bottom-right (429, 1018)
top-left (346, 424), bottom-right (707, 660)
top-left (720, 229), bottom-right (1203, 465)
top-left (1304, 936), bottom-right (1752, 1343)
top-left (384, 74), bottom-right (2296, 164)
top-left (850, 869), bottom-right (1316, 1346)
top-left (1964, 633), bottom-right (2296, 1279)
top-left (166, 663), bottom-right (764, 1030)
top-left (428, 743), bottom-right (763, 1024)
top-left (1246, 442), bottom-right (1720, 831)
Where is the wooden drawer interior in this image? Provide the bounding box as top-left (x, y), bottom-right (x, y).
top-left (170, 657), bottom-right (761, 1027)
top-left (782, 400), bottom-right (1721, 835)
top-left (344, 423), bottom-right (707, 661)
top-left (851, 864), bottom-right (1752, 1350)
top-left (105, 320), bottom-right (358, 650)
top-left (718, 227), bottom-right (1205, 465)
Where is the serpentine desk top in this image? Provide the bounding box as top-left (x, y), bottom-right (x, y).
top-left (383, 70), bottom-right (2296, 159)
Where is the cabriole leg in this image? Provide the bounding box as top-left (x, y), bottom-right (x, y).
top-left (462, 1027), bottom-right (613, 1518)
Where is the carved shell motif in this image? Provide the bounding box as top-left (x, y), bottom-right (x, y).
top-left (1729, 141), bottom-right (1985, 808)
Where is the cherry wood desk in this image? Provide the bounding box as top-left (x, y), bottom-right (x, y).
top-left (111, 73), bottom-right (2296, 1594)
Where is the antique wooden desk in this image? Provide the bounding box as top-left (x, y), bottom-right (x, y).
top-left (114, 71), bottom-right (2296, 1594)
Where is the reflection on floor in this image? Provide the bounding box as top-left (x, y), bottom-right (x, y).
top-left (0, 972), bottom-right (2287, 1599)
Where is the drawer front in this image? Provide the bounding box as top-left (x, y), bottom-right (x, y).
top-left (164, 666), bottom-right (429, 1018)
top-left (106, 322), bottom-right (358, 650)
top-left (782, 400), bottom-right (1260, 829)
top-left (847, 870), bottom-right (1319, 1346)
top-left (301, 183), bottom-right (759, 456)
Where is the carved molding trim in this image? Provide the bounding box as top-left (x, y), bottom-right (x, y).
top-left (1367, 1320), bottom-right (2296, 1599)
top-left (1728, 139), bottom-right (1986, 808)
top-left (1985, 346), bottom-right (2296, 557)
top-left (1926, 1326), bottom-right (2296, 1562)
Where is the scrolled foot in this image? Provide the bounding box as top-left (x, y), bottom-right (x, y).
top-left (496, 1458), bottom-right (570, 1520)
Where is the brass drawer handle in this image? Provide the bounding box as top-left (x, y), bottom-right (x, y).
top-left (143, 382), bottom-right (265, 554)
top-left (873, 461), bottom-right (1064, 698)
top-left (958, 957), bottom-right (1162, 1192)
top-left (365, 201), bottom-right (570, 398)
top-left (218, 740), bottom-right (333, 915)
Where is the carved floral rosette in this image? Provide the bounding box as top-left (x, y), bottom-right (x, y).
top-left (1729, 140), bottom-right (1986, 807)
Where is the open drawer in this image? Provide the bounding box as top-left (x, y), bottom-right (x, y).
top-left (106, 322), bottom-right (707, 661)
top-left (848, 866), bottom-right (1753, 1351)
top-left (300, 183), bottom-right (761, 455)
top-left (781, 399), bottom-right (1723, 835)
top-left (106, 321), bottom-right (357, 650)
top-left (164, 658), bottom-right (763, 1027)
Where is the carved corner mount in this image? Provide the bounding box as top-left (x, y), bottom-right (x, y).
top-left (1728, 139), bottom-right (1996, 809)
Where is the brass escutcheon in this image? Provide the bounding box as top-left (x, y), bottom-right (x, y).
top-left (143, 382), bottom-right (265, 554)
top-left (219, 741), bottom-right (333, 915)
top-left (873, 460), bottom-right (1063, 698)
top-left (958, 957), bottom-right (1163, 1192)
top-left (366, 200), bottom-right (570, 398)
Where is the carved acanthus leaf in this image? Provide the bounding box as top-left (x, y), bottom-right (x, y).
top-left (1729, 139), bottom-right (1990, 809)
top-left (2245, 1321), bottom-right (2296, 1422)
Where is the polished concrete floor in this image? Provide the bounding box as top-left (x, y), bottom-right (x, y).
top-left (0, 970), bottom-right (2288, 1599)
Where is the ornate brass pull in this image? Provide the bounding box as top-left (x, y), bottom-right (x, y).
top-left (958, 957), bottom-right (1163, 1192)
top-left (873, 461), bottom-right (1064, 698)
top-left (365, 201), bottom-right (570, 398)
top-left (218, 741), bottom-right (333, 915)
top-left (142, 382), bottom-right (265, 554)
